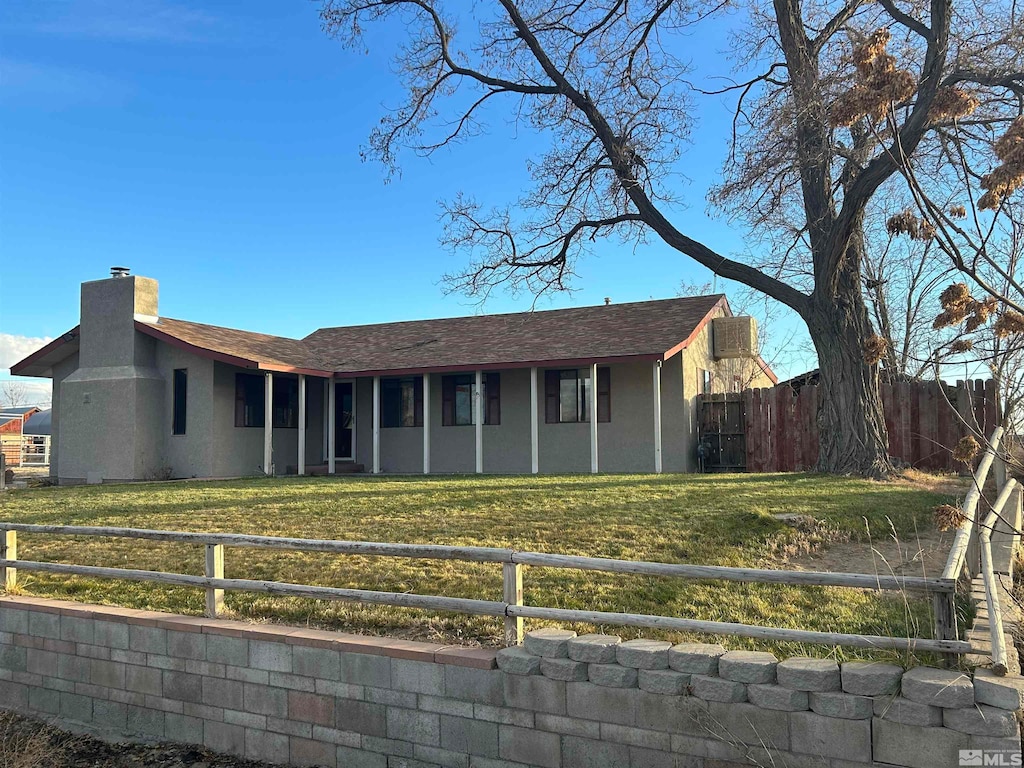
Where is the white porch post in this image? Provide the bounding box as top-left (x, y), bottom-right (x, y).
top-left (263, 372), bottom-right (274, 475)
top-left (475, 370), bottom-right (484, 474)
top-left (653, 361), bottom-right (663, 474)
top-left (589, 363), bottom-right (598, 474)
top-left (327, 380), bottom-right (336, 475)
top-left (530, 367), bottom-right (539, 474)
top-left (372, 376), bottom-right (381, 474)
top-left (423, 374), bottom-right (431, 474)
top-left (298, 374), bottom-right (306, 476)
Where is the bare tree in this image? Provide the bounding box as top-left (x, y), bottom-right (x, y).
top-left (0, 382), bottom-right (30, 409)
top-left (320, 0), bottom-right (1024, 476)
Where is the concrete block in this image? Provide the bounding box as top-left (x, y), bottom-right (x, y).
top-left (445, 665), bottom-right (503, 705)
top-left (292, 645), bottom-right (340, 681)
top-left (499, 724), bottom-right (560, 768)
top-left (790, 711), bottom-right (870, 762)
top-left (336, 745), bottom-right (386, 768)
top-left (269, 671), bottom-right (316, 692)
top-left (690, 674), bottom-right (746, 703)
top-left (523, 628), bottom-right (576, 658)
top-left (901, 666), bottom-right (974, 708)
top-left (29, 686), bottom-right (60, 714)
top-left (55, 654), bottom-right (87, 684)
top-left (339, 652), bottom-right (391, 688)
top-left (185, 660), bottom-right (224, 679)
top-left (93, 699), bottom-right (128, 732)
top-left (440, 715), bottom-right (499, 758)
top-left (128, 625), bottom-right (166, 654)
top-left (636, 690), bottom-right (708, 734)
top-left (290, 737), bottom-right (337, 767)
top-left (746, 683), bottom-right (808, 711)
top-left (315, 679), bottom-right (363, 700)
top-left (943, 703), bottom-right (1020, 736)
top-left (668, 643), bottom-right (726, 675)
top-left (360, 735), bottom-right (414, 758)
top-left (0, 646), bottom-right (26, 673)
top-left (567, 634), bottom-right (621, 663)
top-left (165, 712), bottom-right (203, 744)
top-left (808, 691), bottom-right (872, 719)
top-left (392, 659), bottom-right (446, 695)
top-left (717, 651), bottom-right (777, 684)
top-left (504, 672), bottom-right (566, 714)
top-left (616, 639), bottom-right (672, 670)
top-left (90, 659), bottom-right (126, 689)
top-left (840, 660), bottom-right (902, 696)
top-left (600, 722), bottom-right (671, 751)
top-left (0, 681), bottom-right (27, 709)
top-left (223, 709), bottom-right (266, 730)
top-left (588, 663), bottom-right (638, 688)
top-left (472, 705), bottom-right (533, 730)
top-left (206, 635), bottom-right (249, 666)
top-left (242, 682), bottom-right (288, 718)
top-left (628, 746), bottom-right (677, 768)
top-left (872, 717), bottom-right (969, 768)
top-left (249, 640), bottom-right (292, 673)
top-left (365, 685), bottom-right (416, 708)
top-left (705, 701), bottom-right (789, 749)
top-left (164, 630), bottom-right (205, 660)
top-left (0, 608), bottom-right (28, 634)
top-left (202, 677), bottom-right (244, 710)
top-left (775, 657), bottom-right (840, 691)
top-left (535, 712), bottom-right (600, 739)
top-left (125, 665), bottom-right (163, 696)
top-left (970, 733), bottom-right (1024, 755)
top-left (146, 654), bottom-right (187, 673)
top-left (28, 611), bottom-right (60, 639)
top-left (638, 668), bottom-right (689, 695)
top-left (387, 707), bottom-right (440, 746)
top-left (495, 647), bottom-right (541, 676)
top-left (60, 616), bottom-right (95, 644)
top-left (540, 657), bottom-right (588, 682)
top-left (288, 690), bottom-right (335, 727)
top-left (244, 728), bottom-right (289, 764)
top-left (567, 681), bottom-right (638, 726)
top-left (335, 699), bottom-right (387, 737)
top-left (59, 692), bottom-right (93, 723)
top-left (93, 621), bottom-right (129, 650)
top-left (561, 735), bottom-right (630, 768)
top-left (419, 695), bottom-right (474, 719)
top-left (872, 694), bottom-right (943, 726)
top-left (127, 705), bottom-right (165, 740)
top-left (414, 743), bottom-right (472, 767)
top-left (973, 668), bottom-right (1024, 710)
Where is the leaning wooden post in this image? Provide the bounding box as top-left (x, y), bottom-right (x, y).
top-left (1, 529), bottom-right (16, 591)
top-left (503, 560), bottom-right (524, 646)
top-left (205, 543), bottom-right (224, 617)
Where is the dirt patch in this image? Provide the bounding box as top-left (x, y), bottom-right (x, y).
top-left (784, 525), bottom-right (953, 578)
top-left (0, 712), bottom-right (271, 768)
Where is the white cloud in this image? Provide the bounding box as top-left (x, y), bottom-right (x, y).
top-left (0, 333), bottom-right (54, 408)
top-left (2, 0), bottom-right (220, 44)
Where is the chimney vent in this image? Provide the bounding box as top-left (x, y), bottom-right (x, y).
top-left (110, 266), bottom-right (130, 278)
top-left (604, 297), bottom-right (611, 305)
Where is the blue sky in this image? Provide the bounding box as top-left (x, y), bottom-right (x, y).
top-left (0, 0), bottom-right (812, 405)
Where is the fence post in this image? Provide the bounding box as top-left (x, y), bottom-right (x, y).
top-left (1, 530), bottom-right (16, 591)
top-left (503, 561), bottom-right (523, 646)
top-left (933, 592), bottom-right (956, 647)
top-left (205, 544), bottom-right (224, 618)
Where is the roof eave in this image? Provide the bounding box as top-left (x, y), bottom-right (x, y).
top-left (10, 327), bottom-right (81, 378)
top-left (332, 352), bottom-right (665, 379)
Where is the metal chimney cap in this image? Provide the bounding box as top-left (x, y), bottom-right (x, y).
top-left (110, 266), bottom-right (131, 278)
top-left (604, 297), bottom-right (611, 305)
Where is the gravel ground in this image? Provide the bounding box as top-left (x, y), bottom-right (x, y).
top-left (0, 712), bottom-right (276, 768)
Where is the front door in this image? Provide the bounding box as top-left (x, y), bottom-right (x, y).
top-left (335, 381), bottom-right (355, 461)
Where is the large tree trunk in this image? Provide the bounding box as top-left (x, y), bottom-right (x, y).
top-left (805, 271), bottom-right (895, 478)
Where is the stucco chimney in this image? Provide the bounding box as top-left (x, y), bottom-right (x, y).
top-left (77, 271), bottom-right (159, 369)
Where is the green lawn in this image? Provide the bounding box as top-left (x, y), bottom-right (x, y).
top-left (0, 473), bottom-right (959, 663)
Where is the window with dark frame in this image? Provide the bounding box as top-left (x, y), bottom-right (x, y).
top-left (272, 378), bottom-right (299, 429)
top-left (701, 369), bottom-right (713, 394)
top-left (441, 373), bottom-right (500, 426)
top-left (172, 368), bottom-right (187, 435)
top-left (235, 373), bottom-right (265, 428)
top-left (544, 367), bottom-right (610, 424)
top-left (381, 376), bottom-right (423, 428)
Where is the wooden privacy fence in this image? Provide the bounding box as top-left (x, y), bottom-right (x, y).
top-left (702, 378), bottom-right (999, 473)
top-left (0, 523), bottom-right (971, 656)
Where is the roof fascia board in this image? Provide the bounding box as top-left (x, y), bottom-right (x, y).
top-left (9, 327), bottom-right (80, 377)
top-left (334, 353), bottom-right (664, 378)
top-left (661, 296), bottom-right (730, 360)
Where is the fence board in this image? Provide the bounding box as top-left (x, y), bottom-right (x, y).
top-left (709, 377), bottom-right (999, 473)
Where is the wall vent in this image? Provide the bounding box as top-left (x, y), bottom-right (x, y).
top-left (712, 316), bottom-right (758, 359)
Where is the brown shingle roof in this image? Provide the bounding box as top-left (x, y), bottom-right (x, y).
top-left (305, 295), bottom-right (726, 374)
top-left (134, 294), bottom-right (727, 375)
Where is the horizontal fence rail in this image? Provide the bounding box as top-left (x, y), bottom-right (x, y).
top-left (0, 523), bottom-right (971, 656)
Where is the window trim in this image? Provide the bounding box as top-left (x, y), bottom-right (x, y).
top-left (235, 372), bottom-right (265, 428)
top-left (380, 376), bottom-right (424, 428)
top-left (172, 368), bottom-right (187, 435)
top-left (441, 373), bottom-right (500, 427)
top-left (545, 367), bottom-right (610, 424)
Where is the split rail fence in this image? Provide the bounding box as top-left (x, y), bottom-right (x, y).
top-left (0, 522), bottom-right (971, 657)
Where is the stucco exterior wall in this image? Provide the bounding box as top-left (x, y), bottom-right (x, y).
top-left (154, 345), bottom-right (214, 479)
top-left (48, 352), bottom-right (79, 481)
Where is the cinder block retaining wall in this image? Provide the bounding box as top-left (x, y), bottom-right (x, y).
top-left (0, 597), bottom-right (1020, 768)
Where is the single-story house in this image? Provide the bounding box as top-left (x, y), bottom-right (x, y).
top-left (12, 270), bottom-right (775, 484)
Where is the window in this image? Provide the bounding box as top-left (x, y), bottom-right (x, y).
top-left (442, 373), bottom-right (500, 426)
top-left (545, 368), bottom-right (610, 424)
top-left (235, 373), bottom-right (264, 428)
top-left (272, 377), bottom-right (299, 428)
top-left (381, 377), bottom-right (423, 428)
top-left (172, 369), bottom-right (187, 435)
top-left (700, 369), bottom-right (713, 394)
top-left (732, 375), bottom-right (742, 393)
